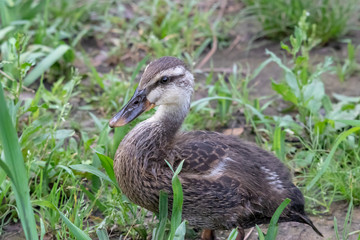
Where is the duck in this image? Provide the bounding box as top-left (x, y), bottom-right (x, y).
top-left (109, 56), bottom-right (323, 240)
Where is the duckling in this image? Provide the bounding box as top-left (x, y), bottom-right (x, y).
top-left (109, 56), bottom-right (323, 240)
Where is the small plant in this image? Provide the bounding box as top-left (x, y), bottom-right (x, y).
top-left (334, 197), bottom-right (358, 239)
top-left (153, 160), bottom-right (186, 240)
top-left (256, 198), bottom-right (291, 240)
top-left (270, 11), bottom-right (329, 126)
top-left (243, 0), bottom-right (359, 43)
top-left (0, 79), bottom-right (38, 240)
top-left (336, 41), bottom-right (360, 82)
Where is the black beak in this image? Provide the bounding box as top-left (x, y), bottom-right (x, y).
top-left (109, 88), bottom-right (155, 128)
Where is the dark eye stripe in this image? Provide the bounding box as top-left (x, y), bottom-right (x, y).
top-left (159, 74), bottom-right (185, 84)
top-left (146, 74), bottom-right (186, 94)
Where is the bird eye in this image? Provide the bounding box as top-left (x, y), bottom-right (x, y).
top-left (160, 76), bottom-right (169, 84)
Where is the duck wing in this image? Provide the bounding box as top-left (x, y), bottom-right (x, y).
top-left (170, 131), bottom-right (316, 230)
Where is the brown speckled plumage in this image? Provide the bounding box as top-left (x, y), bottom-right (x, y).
top-left (111, 56), bottom-right (323, 239)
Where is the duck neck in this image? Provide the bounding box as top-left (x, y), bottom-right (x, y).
top-left (148, 102), bottom-right (189, 137)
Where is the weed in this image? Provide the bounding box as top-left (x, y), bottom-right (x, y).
top-left (256, 198), bottom-right (291, 240)
top-left (153, 160), bottom-right (186, 240)
top-left (0, 72), bottom-right (38, 240)
top-left (336, 41), bottom-right (360, 82)
top-left (243, 0), bottom-right (360, 43)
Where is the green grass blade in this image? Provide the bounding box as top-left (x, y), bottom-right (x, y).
top-left (0, 159), bottom-right (14, 180)
top-left (255, 225), bottom-right (265, 240)
top-left (342, 198), bottom-right (353, 239)
top-left (307, 126), bottom-right (360, 190)
top-left (0, 83), bottom-right (38, 239)
top-left (227, 228), bottom-right (238, 240)
top-left (336, 119), bottom-right (360, 127)
top-left (23, 45), bottom-right (70, 86)
top-left (173, 221), bottom-right (186, 240)
top-left (191, 96), bottom-right (269, 128)
top-left (33, 199), bottom-right (91, 239)
top-left (169, 160), bottom-right (185, 240)
top-left (153, 190), bottom-right (168, 240)
top-left (130, 55), bottom-right (150, 84)
top-left (80, 49), bottom-right (104, 89)
top-left (334, 217), bottom-right (340, 239)
top-left (0, 26), bottom-right (15, 40)
top-left (96, 153), bottom-right (117, 185)
top-left (58, 211), bottom-right (92, 240)
top-left (70, 164), bottom-right (117, 188)
top-left (266, 198), bottom-right (291, 240)
top-left (273, 126), bottom-right (285, 161)
top-left (40, 218), bottom-right (45, 240)
top-left (80, 185), bottom-right (107, 212)
top-left (0, 0), bottom-right (12, 27)
top-left (123, 55), bottom-right (150, 102)
top-left (96, 219), bottom-right (110, 240)
top-left (96, 227), bottom-right (110, 240)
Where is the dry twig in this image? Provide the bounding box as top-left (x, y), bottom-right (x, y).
top-left (196, 0), bottom-right (228, 69)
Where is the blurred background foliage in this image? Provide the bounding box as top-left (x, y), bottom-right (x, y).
top-left (0, 0), bottom-right (360, 239)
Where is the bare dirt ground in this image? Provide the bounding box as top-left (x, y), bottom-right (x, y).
top-left (213, 201), bottom-right (360, 240)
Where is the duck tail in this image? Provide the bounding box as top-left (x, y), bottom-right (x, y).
top-left (295, 212), bottom-right (323, 237)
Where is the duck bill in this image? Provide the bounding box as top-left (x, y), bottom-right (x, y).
top-left (109, 88), bottom-right (155, 128)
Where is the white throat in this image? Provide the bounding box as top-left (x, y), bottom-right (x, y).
top-left (149, 99), bottom-right (190, 124)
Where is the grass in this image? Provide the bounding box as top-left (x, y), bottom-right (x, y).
top-left (243, 0), bottom-right (360, 43)
top-left (0, 78), bottom-right (37, 239)
top-left (0, 0), bottom-right (360, 239)
top-left (256, 198), bottom-right (291, 240)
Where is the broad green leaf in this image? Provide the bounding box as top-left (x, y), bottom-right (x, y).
top-left (284, 72), bottom-right (300, 97)
top-left (0, 160), bottom-right (14, 180)
top-left (55, 165), bottom-right (75, 178)
top-left (70, 164), bottom-right (115, 187)
top-left (280, 42), bottom-right (290, 53)
top-left (24, 45), bottom-right (70, 86)
top-left (96, 152), bottom-right (117, 185)
top-left (336, 120), bottom-right (360, 127)
top-left (32, 200), bottom-right (57, 210)
top-left (0, 26), bottom-right (15, 40)
top-left (0, 167), bottom-right (7, 187)
top-left (271, 81), bottom-right (298, 104)
top-left (0, 0), bottom-right (11, 27)
top-left (53, 129), bottom-right (75, 140)
top-left (0, 82), bottom-right (38, 240)
top-left (303, 81), bottom-right (325, 112)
